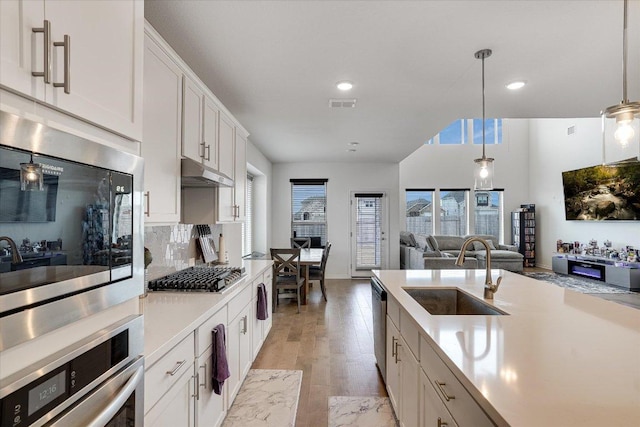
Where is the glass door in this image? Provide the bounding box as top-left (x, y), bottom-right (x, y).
top-left (350, 192), bottom-right (388, 277)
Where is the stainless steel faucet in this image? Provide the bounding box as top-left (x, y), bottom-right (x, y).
top-left (455, 237), bottom-right (502, 299)
top-left (0, 236), bottom-right (23, 264)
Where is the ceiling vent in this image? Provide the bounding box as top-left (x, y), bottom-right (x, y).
top-left (329, 98), bottom-right (357, 108)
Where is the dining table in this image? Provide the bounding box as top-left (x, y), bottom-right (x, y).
top-left (298, 248), bottom-right (323, 304)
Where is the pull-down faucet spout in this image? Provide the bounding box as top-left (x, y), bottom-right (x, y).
top-left (0, 236), bottom-right (23, 264)
top-left (455, 237), bottom-right (502, 299)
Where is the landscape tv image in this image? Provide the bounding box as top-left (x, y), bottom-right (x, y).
top-left (562, 159), bottom-right (640, 220)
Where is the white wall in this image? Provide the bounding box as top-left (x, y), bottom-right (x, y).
top-left (528, 118), bottom-right (640, 269)
top-left (399, 119), bottom-right (530, 242)
top-left (272, 162), bottom-right (400, 278)
top-left (246, 139), bottom-right (273, 256)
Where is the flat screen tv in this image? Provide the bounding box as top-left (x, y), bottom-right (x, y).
top-left (562, 158), bottom-right (640, 220)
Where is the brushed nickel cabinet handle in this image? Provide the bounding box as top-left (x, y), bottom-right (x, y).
top-left (437, 417), bottom-right (448, 427)
top-left (199, 363), bottom-right (207, 390)
top-left (391, 336), bottom-right (397, 358)
top-left (434, 380), bottom-right (455, 401)
top-left (166, 359), bottom-right (186, 376)
top-left (192, 371), bottom-right (200, 399)
top-left (53, 35), bottom-right (70, 94)
top-left (32, 20), bottom-right (51, 83)
top-left (200, 141), bottom-right (206, 159)
top-left (395, 341), bottom-right (401, 363)
top-left (206, 144), bottom-right (211, 161)
top-left (144, 191), bottom-right (150, 216)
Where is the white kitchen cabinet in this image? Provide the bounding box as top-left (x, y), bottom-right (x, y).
top-left (419, 370), bottom-right (458, 427)
top-left (195, 345), bottom-right (227, 427)
top-left (217, 126), bottom-right (247, 222)
top-left (386, 315), bottom-right (401, 415)
top-left (227, 292), bottom-right (252, 405)
top-left (142, 28), bottom-right (182, 223)
top-left (251, 271), bottom-right (273, 358)
top-left (203, 97), bottom-right (220, 171)
top-left (182, 74), bottom-right (205, 162)
top-left (218, 111), bottom-right (235, 180)
top-left (0, 0), bottom-right (143, 141)
top-left (145, 365), bottom-right (196, 427)
top-left (419, 336), bottom-right (494, 427)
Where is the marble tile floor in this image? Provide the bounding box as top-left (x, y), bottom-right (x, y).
top-left (328, 396), bottom-right (398, 427)
top-left (222, 369), bottom-right (302, 427)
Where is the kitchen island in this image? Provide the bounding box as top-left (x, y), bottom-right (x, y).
top-left (374, 269), bottom-right (640, 426)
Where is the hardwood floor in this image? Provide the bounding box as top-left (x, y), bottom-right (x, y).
top-left (252, 278), bottom-right (386, 427)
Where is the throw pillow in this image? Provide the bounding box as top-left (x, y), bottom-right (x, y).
top-left (427, 235), bottom-right (439, 251)
top-left (400, 231), bottom-right (416, 247)
top-left (414, 234), bottom-right (432, 251)
top-left (472, 240), bottom-right (496, 251)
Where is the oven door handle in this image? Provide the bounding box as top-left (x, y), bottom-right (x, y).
top-left (86, 364), bottom-right (144, 427)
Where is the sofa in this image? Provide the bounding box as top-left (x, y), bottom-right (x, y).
top-left (400, 232), bottom-right (524, 272)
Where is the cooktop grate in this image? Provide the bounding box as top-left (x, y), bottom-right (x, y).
top-left (148, 266), bottom-right (245, 292)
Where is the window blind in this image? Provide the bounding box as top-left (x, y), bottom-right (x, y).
top-left (291, 180), bottom-right (327, 247)
top-left (242, 174), bottom-right (253, 256)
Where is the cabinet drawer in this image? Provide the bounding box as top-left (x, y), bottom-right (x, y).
top-left (196, 306), bottom-right (227, 357)
top-left (387, 295), bottom-right (400, 328)
top-left (228, 283), bottom-right (252, 321)
top-left (145, 333), bottom-right (195, 413)
top-left (419, 336), bottom-right (495, 427)
top-left (400, 309), bottom-right (420, 361)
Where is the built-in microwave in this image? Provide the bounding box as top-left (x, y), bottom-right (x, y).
top-left (0, 111), bottom-right (145, 352)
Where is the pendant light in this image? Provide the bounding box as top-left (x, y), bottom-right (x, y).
top-left (20, 154), bottom-right (44, 191)
top-left (474, 48), bottom-right (494, 190)
top-left (602, 0), bottom-right (640, 158)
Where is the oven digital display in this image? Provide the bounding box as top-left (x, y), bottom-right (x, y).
top-left (28, 371), bottom-right (66, 416)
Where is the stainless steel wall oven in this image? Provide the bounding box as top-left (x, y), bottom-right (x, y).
top-left (0, 111), bottom-right (145, 352)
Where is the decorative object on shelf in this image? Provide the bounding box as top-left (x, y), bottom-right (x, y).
top-left (602, 0), bottom-right (640, 160)
top-left (473, 48), bottom-right (495, 190)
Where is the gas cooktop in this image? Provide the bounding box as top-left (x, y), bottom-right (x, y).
top-left (148, 266), bottom-right (245, 292)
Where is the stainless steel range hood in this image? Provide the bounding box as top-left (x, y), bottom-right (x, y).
top-left (181, 158), bottom-right (233, 187)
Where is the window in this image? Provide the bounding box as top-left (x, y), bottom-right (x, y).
top-left (439, 189), bottom-right (468, 236)
top-left (405, 189), bottom-right (434, 235)
top-left (438, 120), bottom-right (467, 145)
top-left (242, 174), bottom-right (253, 256)
top-left (425, 119), bottom-right (502, 145)
top-left (473, 190), bottom-right (503, 238)
top-left (291, 179), bottom-right (327, 247)
top-left (472, 119), bottom-right (502, 144)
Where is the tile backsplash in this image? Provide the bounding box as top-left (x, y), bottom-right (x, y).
top-left (144, 223), bottom-right (222, 280)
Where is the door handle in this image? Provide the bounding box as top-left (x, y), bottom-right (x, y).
top-left (144, 191), bottom-right (150, 216)
top-left (32, 20), bottom-right (51, 83)
top-left (53, 35), bottom-right (70, 94)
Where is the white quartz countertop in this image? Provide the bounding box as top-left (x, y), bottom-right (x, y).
top-left (141, 260), bottom-right (272, 368)
top-left (373, 269), bottom-right (640, 427)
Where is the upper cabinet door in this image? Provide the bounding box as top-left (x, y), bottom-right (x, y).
top-left (218, 112), bottom-right (235, 179)
top-left (234, 129), bottom-right (247, 222)
top-left (203, 97), bottom-right (219, 171)
top-left (182, 74), bottom-right (204, 162)
top-left (1, 0), bottom-right (143, 141)
top-left (142, 32), bottom-right (182, 224)
top-left (0, 0), bottom-right (46, 100)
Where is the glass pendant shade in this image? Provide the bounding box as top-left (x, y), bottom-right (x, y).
top-left (474, 157), bottom-right (494, 190)
top-left (20, 157), bottom-right (44, 191)
top-left (602, 106), bottom-right (640, 162)
top-left (602, 0), bottom-right (640, 162)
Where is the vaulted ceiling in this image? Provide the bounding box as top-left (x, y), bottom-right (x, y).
top-left (145, 1), bottom-right (640, 163)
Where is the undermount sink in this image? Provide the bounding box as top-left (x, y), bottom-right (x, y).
top-left (403, 288), bottom-right (508, 315)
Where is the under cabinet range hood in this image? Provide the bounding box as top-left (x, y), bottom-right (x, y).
top-left (181, 158), bottom-right (233, 187)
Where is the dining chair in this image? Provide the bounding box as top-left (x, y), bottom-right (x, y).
top-left (271, 248), bottom-right (305, 313)
top-left (290, 237), bottom-right (311, 249)
top-left (308, 242), bottom-right (331, 302)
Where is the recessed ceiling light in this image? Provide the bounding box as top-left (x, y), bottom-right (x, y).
top-left (336, 81), bottom-right (353, 91)
top-left (506, 81), bottom-right (526, 90)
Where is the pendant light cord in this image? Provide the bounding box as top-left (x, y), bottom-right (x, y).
top-left (481, 52), bottom-right (486, 158)
top-left (623, 0), bottom-right (629, 103)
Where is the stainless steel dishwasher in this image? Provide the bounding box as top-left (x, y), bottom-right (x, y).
top-left (371, 277), bottom-right (387, 383)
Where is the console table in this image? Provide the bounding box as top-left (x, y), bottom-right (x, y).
top-left (552, 254), bottom-right (640, 291)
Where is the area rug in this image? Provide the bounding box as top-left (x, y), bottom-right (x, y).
top-left (222, 369), bottom-right (302, 427)
top-left (328, 396), bottom-right (398, 427)
top-left (521, 272), bottom-right (634, 294)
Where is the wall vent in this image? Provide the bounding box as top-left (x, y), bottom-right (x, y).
top-left (567, 125), bottom-right (576, 136)
top-left (329, 98), bottom-right (357, 108)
